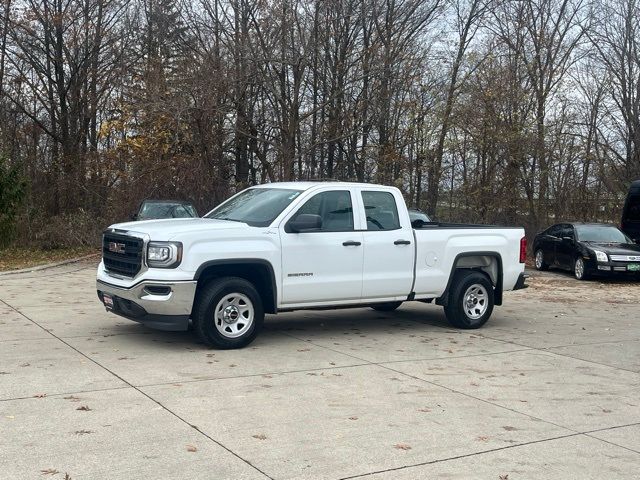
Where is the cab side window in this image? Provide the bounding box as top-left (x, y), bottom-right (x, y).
top-left (362, 191), bottom-right (401, 231)
top-left (289, 190), bottom-right (354, 232)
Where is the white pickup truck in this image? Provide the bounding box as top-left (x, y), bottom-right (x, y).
top-left (97, 182), bottom-right (527, 348)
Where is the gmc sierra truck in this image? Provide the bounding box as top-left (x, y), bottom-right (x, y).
top-left (97, 182), bottom-right (528, 348)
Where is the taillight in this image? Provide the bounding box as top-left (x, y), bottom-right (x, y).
top-left (519, 236), bottom-right (527, 263)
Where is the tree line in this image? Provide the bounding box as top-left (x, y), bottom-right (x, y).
top-left (0, 0), bottom-right (638, 247)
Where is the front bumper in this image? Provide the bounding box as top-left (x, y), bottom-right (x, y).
top-left (97, 278), bottom-right (197, 331)
top-left (585, 258), bottom-right (640, 276)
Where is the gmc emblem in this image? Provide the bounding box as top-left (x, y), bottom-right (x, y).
top-left (108, 242), bottom-right (126, 254)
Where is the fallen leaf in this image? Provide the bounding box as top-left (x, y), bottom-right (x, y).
top-left (297, 348), bottom-right (310, 352)
top-left (499, 475), bottom-right (509, 480)
top-left (418, 408), bottom-right (431, 413)
top-left (74, 430), bottom-right (93, 435)
top-left (63, 396), bottom-right (80, 402)
top-left (33, 393), bottom-right (47, 398)
top-left (76, 405), bottom-right (92, 411)
top-left (476, 436), bottom-right (490, 442)
top-left (349, 416), bottom-right (358, 420)
top-left (40, 468), bottom-right (59, 475)
top-left (186, 444), bottom-right (197, 452)
top-left (394, 443), bottom-right (412, 450)
top-left (252, 434), bottom-right (267, 440)
top-left (502, 426), bottom-right (517, 431)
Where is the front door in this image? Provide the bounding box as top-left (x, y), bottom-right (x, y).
top-left (279, 190), bottom-right (364, 306)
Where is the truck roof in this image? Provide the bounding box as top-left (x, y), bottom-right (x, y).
top-left (253, 181), bottom-right (391, 191)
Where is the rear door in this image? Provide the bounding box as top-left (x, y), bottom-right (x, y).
top-left (556, 224), bottom-right (576, 269)
top-left (358, 189), bottom-right (414, 299)
top-left (541, 224), bottom-right (562, 266)
top-left (279, 189), bottom-right (364, 306)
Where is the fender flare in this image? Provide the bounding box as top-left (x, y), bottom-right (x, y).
top-left (436, 252), bottom-right (503, 307)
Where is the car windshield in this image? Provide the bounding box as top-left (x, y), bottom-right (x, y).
top-left (140, 202), bottom-right (197, 219)
top-left (409, 210), bottom-right (431, 223)
top-left (205, 188), bottom-right (302, 227)
top-left (575, 225), bottom-right (631, 243)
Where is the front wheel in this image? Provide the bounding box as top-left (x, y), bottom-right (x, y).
top-left (444, 270), bottom-right (494, 329)
top-left (574, 257), bottom-right (590, 281)
top-left (193, 277), bottom-right (264, 349)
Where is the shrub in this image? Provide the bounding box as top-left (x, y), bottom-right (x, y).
top-left (0, 158), bottom-right (27, 248)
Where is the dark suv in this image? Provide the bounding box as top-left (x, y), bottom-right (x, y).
top-left (621, 180), bottom-right (640, 243)
top-left (133, 200), bottom-right (198, 221)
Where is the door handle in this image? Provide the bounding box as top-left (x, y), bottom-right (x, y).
top-left (394, 239), bottom-right (411, 245)
top-left (342, 241), bottom-right (361, 247)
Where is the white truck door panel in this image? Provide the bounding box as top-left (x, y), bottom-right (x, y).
top-left (358, 189), bottom-right (414, 299)
top-left (279, 190), bottom-right (364, 305)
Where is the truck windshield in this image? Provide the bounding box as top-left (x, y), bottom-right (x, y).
top-left (205, 188), bottom-right (302, 227)
top-left (575, 225), bottom-right (631, 243)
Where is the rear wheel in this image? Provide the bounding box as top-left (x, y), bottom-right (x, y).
top-left (193, 277), bottom-right (264, 349)
top-left (444, 270), bottom-right (494, 329)
top-left (371, 301), bottom-right (402, 312)
top-left (534, 249), bottom-right (549, 271)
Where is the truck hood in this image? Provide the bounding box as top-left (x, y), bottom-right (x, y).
top-left (109, 218), bottom-right (250, 240)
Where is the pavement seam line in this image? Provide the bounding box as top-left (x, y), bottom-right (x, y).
top-left (335, 431), bottom-right (585, 480)
top-left (280, 331), bottom-right (579, 434)
top-left (478, 333), bottom-right (640, 375)
top-left (0, 298), bottom-right (275, 480)
top-left (582, 432), bottom-right (640, 455)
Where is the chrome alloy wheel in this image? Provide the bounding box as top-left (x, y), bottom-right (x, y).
top-left (574, 258), bottom-right (585, 280)
top-left (214, 293), bottom-right (254, 338)
top-left (535, 250), bottom-right (544, 269)
top-left (463, 284), bottom-right (489, 320)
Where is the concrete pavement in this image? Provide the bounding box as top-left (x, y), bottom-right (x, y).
top-left (1, 262), bottom-right (639, 479)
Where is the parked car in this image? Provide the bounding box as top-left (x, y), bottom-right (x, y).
top-left (408, 208), bottom-right (432, 227)
top-left (533, 222), bottom-right (640, 280)
top-left (621, 180), bottom-right (640, 243)
top-left (97, 182), bottom-right (527, 348)
top-left (132, 199), bottom-right (198, 220)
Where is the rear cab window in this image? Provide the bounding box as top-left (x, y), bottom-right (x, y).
top-left (361, 191), bottom-right (401, 231)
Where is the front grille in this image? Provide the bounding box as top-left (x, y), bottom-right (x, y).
top-left (102, 232), bottom-right (144, 277)
top-left (610, 255), bottom-right (640, 262)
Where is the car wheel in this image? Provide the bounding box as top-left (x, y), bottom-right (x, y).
top-left (371, 301), bottom-right (403, 312)
top-left (534, 249), bottom-right (549, 271)
top-left (573, 257), bottom-right (590, 281)
top-left (193, 277), bottom-right (264, 349)
top-left (444, 270), bottom-right (494, 329)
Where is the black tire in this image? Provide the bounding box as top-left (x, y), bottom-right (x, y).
top-left (371, 301), bottom-right (403, 312)
top-left (534, 249), bottom-right (549, 271)
top-left (444, 270), bottom-right (494, 329)
top-left (573, 257), bottom-right (590, 281)
top-left (193, 277), bottom-right (264, 349)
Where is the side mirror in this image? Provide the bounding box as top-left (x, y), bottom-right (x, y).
top-left (288, 214), bottom-right (322, 233)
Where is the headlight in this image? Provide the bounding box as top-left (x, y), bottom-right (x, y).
top-left (593, 250), bottom-right (608, 263)
top-left (147, 241), bottom-right (182, 268)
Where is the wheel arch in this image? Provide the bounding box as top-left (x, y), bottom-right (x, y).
top-left (194, 259), bottom-right (277, 314)
top-left (436, 252), bottom-right (503, 307)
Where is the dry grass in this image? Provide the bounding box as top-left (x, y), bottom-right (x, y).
top-left (0, 246), bottom-right (99, 272)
